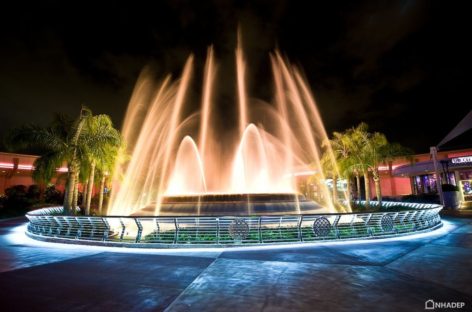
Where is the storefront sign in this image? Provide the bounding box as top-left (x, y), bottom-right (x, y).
top-left (451, 156), bottom-right (472, 164)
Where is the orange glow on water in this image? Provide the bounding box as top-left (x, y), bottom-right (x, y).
top-left (109, 43), bottom-right (346, 216)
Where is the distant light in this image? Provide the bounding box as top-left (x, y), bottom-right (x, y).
top-left (292, 170), bottom-right (317, 177)
top-left (0, 162), bottom-right (67, 172)
top-left (0, 162), bottom-right (14, 169)
top-left (378, 165), bottom-right (400, 171)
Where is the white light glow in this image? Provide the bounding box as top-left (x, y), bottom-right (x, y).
top-left (6, 220), bottom-right (453, 255)
top-left (0, 162), bottom-right (68, 172)
top-left (0, 162), bottom-right (14, 169)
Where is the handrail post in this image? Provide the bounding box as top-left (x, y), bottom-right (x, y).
top-left (174, 218), bottom-right (179, 244)
top-left (76, 217), bottom-right (82, 239)
top-left (333, 215), bottom-right (341, 239)
top-left (102, 218), bottom-right (109, 242)
top-left (258, 217), bottom-right (262, 243)
top-left (89, 217), bottom-right (95, 238)
top-left (216, 218), bottom-right (220, 244)
top-left (135, 219), bottom-right (143, 243)
top-left (297, 215), bottom-right (303, 242)
top-left (119, 218), bottom-right (126, 241)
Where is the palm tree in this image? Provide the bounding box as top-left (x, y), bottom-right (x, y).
top-left (345, 123), bottom-right (372, 207)
top-left (353, 168), bottom-right (362, 200)
top-left (5, 112), bottom-right (83, 213)
top-left (95, 144), bottom-right (125, 214)
top-left (374, 142), bottom-right (413, 205)
top-left (63, 107), bottom-right (92, 213)
top-left (320, 152), bottom-right (338, 203)
top-left (82, 115), bottom-right (122, 215)
top-left (31, 149), bottom-right (65, 200)
top-left (327, 131), bottom-right (355, 201)
top-left (347, 123), bottom-right (412, 207)
top-left (6, 108), bottom-right (123, 215)
top-left (324, 123), bottom-right (412, 209)
top-left (78, 162), bottom-right (89, 207)
top-left (337, 156), bottom-right (357, 202)
top-left (361, 131), bottom-right (388, 206)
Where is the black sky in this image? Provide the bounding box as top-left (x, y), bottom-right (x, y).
top-left (0, 0), bottom-right (470, 153)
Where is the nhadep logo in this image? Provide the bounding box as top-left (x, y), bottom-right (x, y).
top-left (425, 299), bottom-right (466, 310)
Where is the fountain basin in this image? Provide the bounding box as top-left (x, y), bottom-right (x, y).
top-left (25, 201), bottom-right (443, 248)
top-left (134, 193), bottom-right (324, 216)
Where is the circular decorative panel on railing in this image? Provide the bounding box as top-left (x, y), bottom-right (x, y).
top-left (380, 214), bottom-right (394, 232)
top-left (312, 217), bottom-right (331, 237)
top-left (228, 218), bottom-right (249, 241)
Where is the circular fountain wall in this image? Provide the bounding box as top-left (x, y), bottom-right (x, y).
top-left (25, 201), bottom-right (443, 248)
top-left (133, 193), bottom-right (325, 216)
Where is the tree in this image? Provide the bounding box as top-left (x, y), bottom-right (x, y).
top-left (357, 129), bottom-right (388, 206)
top-left (345, 123), bottom-right (412, 207)
top-left (326, 131), bottom-right (357, 202)
top-left (6, 108), bottom-right (122, 215)
top-left (345, 123), bottom-right (372, 207)
top-left (64, 107), bottom-right (92, 213)
top-left (323, 123), bottom-right (412, 209)
top-left (82, 115), bottom-right (121, 215)
top-left (374, 142), bottom-right (413, 205)
top-left (31, 150), bottom-right (66, 200)
top-left (320, 152), bottom-right (338, 203)
top-left (96, 143), bottom-right (125, 214)
top-left (6, 113), bottom-right (78, 213)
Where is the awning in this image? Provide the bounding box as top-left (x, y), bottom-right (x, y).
top-left (438, 110), bottom-right (472, 148)
top-left (393, 158), bottom-right (472, 177)
top-left (393, 161), bottom-right (435, 176)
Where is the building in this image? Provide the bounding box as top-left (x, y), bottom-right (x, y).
top-left (372, 110), bottom-right (472, 206)
top-left (0, 152), bottom-right (67, 195)
top-left (373, 148), bottom-right (472, 205)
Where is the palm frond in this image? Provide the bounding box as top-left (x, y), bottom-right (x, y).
top-left (32, 151), bottom-right (65, 184)
top-left (5, 124), bottom-right (66, 152)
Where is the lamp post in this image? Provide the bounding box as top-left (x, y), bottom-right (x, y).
top-left (430, 146), bottom-right (444, 206)
top-left (440, 160), bottom-right (450, 184)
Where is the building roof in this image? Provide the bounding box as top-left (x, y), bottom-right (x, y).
top-left (393, 155), bottom-right (472, 177)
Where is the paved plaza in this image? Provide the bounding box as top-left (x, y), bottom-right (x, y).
top-left (0, 216), bottom-right (471, 311)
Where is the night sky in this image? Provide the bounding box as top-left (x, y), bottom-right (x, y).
top-left (0, 0), bottom-right (470, 153)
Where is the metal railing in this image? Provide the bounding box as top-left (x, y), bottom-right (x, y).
top-left (25, 201), bottom-right (443, 247)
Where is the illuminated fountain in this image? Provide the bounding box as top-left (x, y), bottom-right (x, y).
top-left (23, 39), bottom-right (444, 247)
top-left (108, 39), bottom-right (349, 217)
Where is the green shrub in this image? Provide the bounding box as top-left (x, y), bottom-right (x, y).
top-left (0, 184), bottom-right (43, 218)
top-left (4, 185), bottom-right (31, 209)
top-left (27, 184), bottom-right (41, 200)
top-left (350, 201), bottom-right (411, 212)
top-left (44, 185), bottom-right (64, 204)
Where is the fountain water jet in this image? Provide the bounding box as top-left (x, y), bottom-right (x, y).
top-left (109, 39), bottom-right (349, 216)
top-left (167, 136), bottom-right (207, 196)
